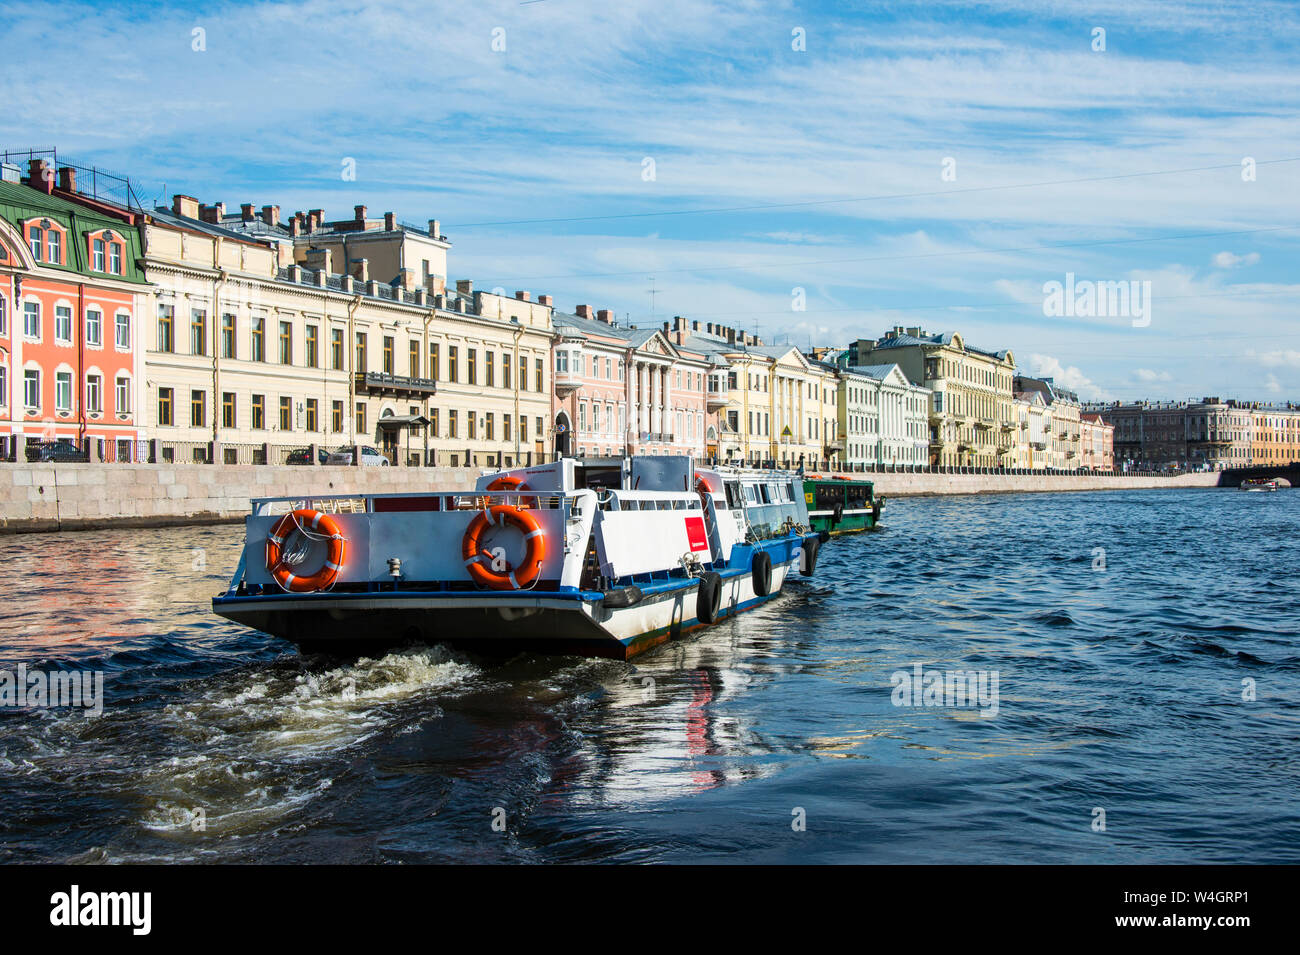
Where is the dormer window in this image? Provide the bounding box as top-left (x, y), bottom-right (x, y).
top-left (29, 226), bottom-right (43, 261)
top-left (47, 229), bottom-right (61, 264)
top-left (93, 238), bottom-right (105, 271)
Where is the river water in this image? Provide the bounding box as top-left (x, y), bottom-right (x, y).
top-left (1, 488), bottom-right (1297, 863)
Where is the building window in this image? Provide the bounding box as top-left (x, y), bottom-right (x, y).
top-left (85, 308), bottom-right (102, 346)
top-left (279, 321), bottom-right (292, 364)
top-left (306, 398), bottom-right (318, 432)
top-left (222, 314), bottom-right (236, 358)
top-left (430, 408), bottom-right (439, 438)
top-left (251, 318), bottom-right (265, 361)
top-left (29, 227), bottom-right (43, 261)
top-left (331, 400), bottom-right (343, 433)
top-left (158, 386), bottom-right (173, 426)
top-left (0, 366), bottom-right (6, 407)
top-left (251, 394), bottom-right (265, 429)
top-left (409, 340), bottom-right (420, 378)
top-left (447, 346), bottom-right (458, 383)
top-left (109, 243), bottom-right (122, 274)
top-left (331, 329), bottom-right (344, 370)
top-left (222, 392), bottom-right (236, 428)
top-left (191, 309), bottom-right (206, 356)
top-left (279, 396), bottom-right (292, 430)
top-left (48, 230), bottom-right (62, 264)
top-left (115, 311), bottom-right (130, 350)
top-left (468, 411), bottom-right (476, 440)
top-left (485, 412), bottom-right (494, 441)
top-left (86, 374), bottom-right (102, 413)
top-left (53, 305), bottom-right (72, 344)
top-left (93, 238), bottom-right (105, 271)
top-left (467, 348), bottom-right (477, 385)
top-left (355, 402), bottom-right (366, 435)
top-left (485, 352), bottom-right (494, 387)
top-left (504, 413), bottom-right (512, 442)
top-left (115, 376), bottom-right (130, 414)
top-left (158, 305), bottom-right (174, 352)
top-left (191, 389), bottom-right (206, 427)
top-left (448, 409), bottom-right (458, 439)
top-left (502, 353), bottom-right (512, 389)
top-left (383, 336), bottom-right (394, 374)
top-left (355, 333), bottom-right (367, 373)
top-left (24, 369), bottom-right (40, 409)
top-left (535, 358), bottom-right (544, 393)
top-left (520, 416), bottom-right (528, 442)
top-left (519, 358), bottom-right (528, 392)
top-left (0, 294), bottom-right (6, 336)
top-left (429, 342), bottom-right (440, 380)
top-left (305, 324), bottom-right (318, 368)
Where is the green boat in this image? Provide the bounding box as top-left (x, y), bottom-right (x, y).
top-left (803, 473), bottom-right (884, 535)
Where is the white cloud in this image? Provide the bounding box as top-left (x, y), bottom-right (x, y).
top-left (1135, 368), bottom-right (1173, 382)
top-left (1026, 354), bottom-right (1108, 401)
top-left (1212, 251), bottom-right (1260, 269)
top-left (1267, 374), bottom-right (1282, 393)
top-left (1247, 349), bottom-right (1300, 368)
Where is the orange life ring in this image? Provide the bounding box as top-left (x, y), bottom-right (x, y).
top-left (694, 471), bottom-right (720, 494)
top-left (486, 474), bottom-right (536, 508)
top-left (461, 504), bottom-right (546, 590)
top-left (265, 509), bottom-right (347, 593)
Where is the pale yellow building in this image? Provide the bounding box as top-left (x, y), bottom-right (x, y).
top-left (850, 327), bottom-right (1017, 468)
top-left (140, 196), bottom-right (555, 466)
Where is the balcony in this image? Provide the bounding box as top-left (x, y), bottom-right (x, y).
top-left (554, 368), bottom-right (582, 396)
top-left (354, 372), bottom-right (436, 398)
top-left (706, 382), bottom-right (730, 412)
top-left (975, 418), bottom-right (995, 431)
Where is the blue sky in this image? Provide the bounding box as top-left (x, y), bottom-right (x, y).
top-left (3, 0), bottom-right (1297, 401)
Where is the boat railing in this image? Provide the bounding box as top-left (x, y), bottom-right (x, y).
top-left (248, 489), bottom-right (577, 517)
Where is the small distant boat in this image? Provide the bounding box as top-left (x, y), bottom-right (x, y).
top-left (1240, 478), bottom-right (1281, 492)
top-left (803, 473), bottom-right (884, 535)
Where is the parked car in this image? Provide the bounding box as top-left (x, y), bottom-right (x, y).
top-left (325, 445), bottom-right (390, 466)
top-left (285, 447), bottom-right (329, 465)
top-left (24, 441), bottom-right (90, 463)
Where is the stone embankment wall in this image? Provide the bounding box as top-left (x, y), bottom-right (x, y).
top-left (0, 464), bottom-right (491, 534)
top-left (868, 470), bottom-right (1220, 497)
top-left (0, 464), bottom-right (1223, 534)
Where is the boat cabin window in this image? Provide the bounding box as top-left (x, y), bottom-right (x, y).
top-left (742, 484), bottom-right (758, 503)
top-left (723, 482), bottom-right (742, 510)
top-left (815, 485), bottom-right (846, 508)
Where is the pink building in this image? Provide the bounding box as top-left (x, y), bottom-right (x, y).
top-left (551, 306), bottom-right (716, 460)
top-left (1080, 412), bottom-right (1115, 472)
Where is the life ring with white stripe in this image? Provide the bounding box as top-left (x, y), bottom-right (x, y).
top-left (486, 474), bottom-right (536, 508)
top-left (462, 504), bottom-right (546, 590)
top-left (265, 509), bottom-right (347, 593)
top-left (694, 471), bottom-right (720, 495)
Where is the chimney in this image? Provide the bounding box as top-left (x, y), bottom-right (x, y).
top-left (399, 268), bottom-right (416, 291)
top-left (304, 247), bottom-right (334, 274)
top-left (241, 203), bottom-right (255, 222)
top-left (575, 304), bottom-right (594, 319)
top-left (428, 219), bottom-right (441, 239)
top-left (662, 321), bottom-right (670, 333)
top-left (384, 212), bottom-right (396, 231)
top-left (172, 195), bottom-right (201, 219)
top-left (426, 275), bottom-right (446, 295)
top-left (456, 279), bottom-right (473, 297)
top-left (514, 290), bottom-right (530, 302)
top-left (261, 205), bottom-right (280, 227)
top-left (350, 258), bottom-right (369, 282)
top-left (289, 216), bottom-right (302, 237)
top-left (308, 209), bottom-right (324, 231)
top-left (537, 294), bottom-right (553, 307)
top-left (727, 328), bottom-right (736, 345)
top-left (596, 309), bottom-right (614, 324)
top-left (906, 326), bottom-right (922, 337)
top-left (27, 159), bottom-right (52, 192)
top-left (354, 204), bottom-right (367, 223)
top-left (692, 320), bottom-right (700, 331)
top-left (57, 167), bottom-right (76, 194)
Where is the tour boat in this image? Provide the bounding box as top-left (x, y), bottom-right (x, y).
top-left (1239, 477), bottom-right (1281, 492)
top-left (803, 474), bottom-right (884, 535)
top-left (211, 456), bottom-right (826, 659)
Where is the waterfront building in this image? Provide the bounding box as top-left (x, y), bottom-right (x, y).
top-left (680, 323), bottom-right (839, 467)
top-left (1079, 412), bottom-right (1115, 472)
top-left (849, 327), bottom-right (1017, 468)
top-left (0, 160), bottom-right (147, 461)
top-left (1013, 390), bottom-right (1051, 469)
top-left (1015, 376), bottom-right (1081, 469)
top-left (835, 363), bottom-right (930, 468)
top-left (549, 309), bottom-right (714, 459)
top-left (139, 195), bottom-right (555, 466)
top-left (1084, 399), bottom-right (1254, 470)
top-left (1248, 403), bottom-right (1300, 467)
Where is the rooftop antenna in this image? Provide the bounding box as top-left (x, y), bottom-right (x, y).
top-left (648, 277), bottom-right (658, 318)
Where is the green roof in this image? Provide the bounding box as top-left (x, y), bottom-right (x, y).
top-left (0, 180), bottom-right (147, 284)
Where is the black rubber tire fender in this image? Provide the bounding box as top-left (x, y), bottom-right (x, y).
top-left (800, 536), bottom-right (820, 576)
top-left (751, 549), bottom-right (773, 597)
top-left (696, 571), bottom-right (723, 624)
